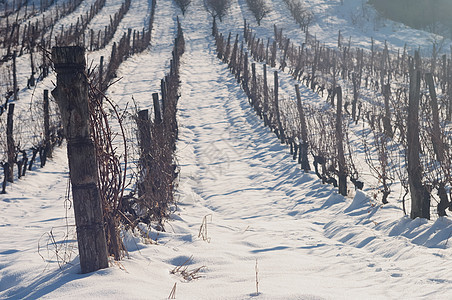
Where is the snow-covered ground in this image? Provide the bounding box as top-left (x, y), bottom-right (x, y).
top-left (2, 0), bottom-right (452, 299)
top-left (302, 0), bottom-right (450, 54)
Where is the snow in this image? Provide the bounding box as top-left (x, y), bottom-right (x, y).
top-left (2, 0), bottom-right (452, 299)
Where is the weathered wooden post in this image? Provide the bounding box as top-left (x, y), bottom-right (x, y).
top-left (224, 32), bottom-right (231, 63)
top-left (236, 41), bottom-right (243, 83)
top-left (13, 51), bottom-right (18, 102)
top-left (137, 110), bottom-right (152, 161)
top-left (212, 16), bottom-right (217, 37)
top-left (251, 63), bottom-right (257, 107)
top-left (137, 109), bottom-right (152, 199)
top-left (6, 103), bottom-right (15, 183)
top-left (217, 33), bottom-right (224, 59)
top-left (1, 162), bottom-right (9, 194)
top-left (263, 64), bottom-right (268, 125)
top-left (295, 84), bottom-right (310, 171)
top-left (370, 37), bottom-right (374, 76)
top-left (99, 55), bottom-right (104, 90)
top-left (51, 46), bottom-right (109, 273)
top-left (28, 43), bottom-right (35, 88)
top-left (152, 93), bottom-right (162, 124)
top-left (274, 71), bottom-right (284, 143)
top-left (41, 39), bottom-right (49, 78)
top-left (425, 73), bottom-right (445, 163)
top-left (271, 40), bottom-right (277, 68)
top-left (442, 54), bottom-right (447, 93)
top-left (331, 56), bottom-right (337, 107)
top-left (281, 38), bottom-right (290, 71)
top-left (383, 84), bottom-right (393, 138)
top-left (161, 78), bottom-right (167, 115)
top-left (90, 28), bottom-right (94, 51)
top-left (42, 89), bottom-right (51, 167)
top-left (448, 59), bottom-right (452, 121)
top-left (408, 52), bottom-right (430, 220)
top-left (229, 34), bottom-right (238, 72)
top-left (431, 44), bottom-right (437, 75)
top-left (335, 86), bottom-right (347, 196)
top-left (351, 73), bottom-right (359, 122)
top-left (265, 38), bottom-right (270, 64)
top-left (243, 52), bottom-right (249, 94)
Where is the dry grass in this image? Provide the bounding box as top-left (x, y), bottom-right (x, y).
top-left (170, 255), bottom-right (207, 281)
top-left (198, 214), bottom-right (212, 243)
top-left (168, 282), bottom-right (177, 299)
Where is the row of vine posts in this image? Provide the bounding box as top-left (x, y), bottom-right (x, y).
top-left (0, 0), bottom-right (84, 61)
top-left (1, 88), bottom-right (62, 194)
top-left (134, 18), bottom-right (185, 231)
top-left (0, 0), bottom-right (143, 195)
top-left (0, 0), bottom-right (163, 271)
top-left (213, 14), bottom-right (451, 219)
top-left (49, 7), bottom-right (185, 273)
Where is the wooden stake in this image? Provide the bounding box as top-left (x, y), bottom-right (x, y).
top-left (295, 84), bottom-right (310, 171)
top-left (51, 46), bottom-right (109, 273)
top-left (6, 103), bottom-right (15, 183)
top-left (42, 89), bottom-right (51, 167)
top-left (425, 73), bottom-right (445, 163)
top-left (335, 86), bottom-right (347, 196)
top-left (274, 71), bottom-right (284, 143)
top-left (153, 93), bottom-right (162, 124)
top-left (13, 51), bottom-right (18, 101)
top-left (408, 52), bottom-right (430, 220)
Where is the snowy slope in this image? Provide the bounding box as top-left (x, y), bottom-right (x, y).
top-left (2, 0), bottom-right (452, 299)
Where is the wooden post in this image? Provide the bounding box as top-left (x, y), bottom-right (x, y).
top-left (19, 150), bottom-right (28, 177)
top-left (408, 52), bottom-right (430, 220)
top-left (51, 46), bottom-right (109, 273)
top-left (251, 63), bottom-right (257, 107)
top-left (351, 73), bottom-right (358, 122)
top-left (329, 55), bottom-right (336, 107)
top-left (212, 16), bottom-right (217, 37)
top-left (274, 71), bottom-right (284, 143)
top-left (271, 40), bottom-right (276, 68)
top-left (90, 29), bottom-right (94, 51)
top-left (42, 39), bottom-right (49, 78)
top-left (42, 89), bottom-right (51, 167)
top-left (224, 32), bottom-right (231, 63)
top-left (383, 84), bottom-right (393, 137)
top-left (335, 86), bottom-right (347, 196)
top-left (99, 56), bottom-right (104, 90)
top-left (265, 38), bottom-right (269, 64)
top-left (6, 103), bottom-right (15, 183)
top-left (137, 109), bottom-right (152, 160)
top-left (341, 46), bottom-right (347, 80)
top-left (295, 84), bottom-right (310, 171)
top-left (137, 109), bottom-right (152, 199)
top-left (13, 51), bottom-right (18, 101)
top-left (431, 44), bottom-right (437, 75)
top-left (370, 37), bottom-right (374, 75)
top-left (442, 54), bottom-right (447, 93)
top-left (1, 163), bottom-right (9, 194)
top-left (281, 38), bottom-right (290, 71)
top-left (263, 64), bottom-right (268, 125)
top-left (29, 43), bottom-right (35, 88)
top-left (229, 34), bottom-right (238, 71)
top-left (152, 93), bottom-right (162, 124)
top-left (448, 59), bottom-right (452, 121)
top-left (161, 78), bottom-right (167, 116)
top-left (237, 41), bottom-right (243, 83)
top-left (243, 52), bottom-right (249, 94)
top-left (425, 73), bottom-right (445, 163)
